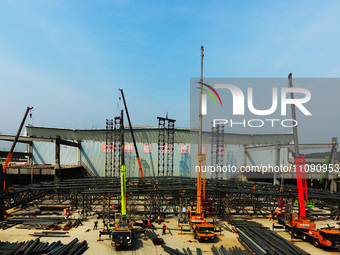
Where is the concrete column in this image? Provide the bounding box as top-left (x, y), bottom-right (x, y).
top-left (54, 136), bottom-right (61, 182)
top-left (273, 142), bottom-right (280, 185)
top-left (27, 142), bottom-right (33, 165)
top-left (243, 145), bottom-right (247, 167)
top-left (28, 142), bottom-right (34, 184)
top-left (330, 137), bottom-right (338, 193)
top-left (77, 141), bottom-right (81, 166)
top-left (0, 164), bottom-right (4, 221)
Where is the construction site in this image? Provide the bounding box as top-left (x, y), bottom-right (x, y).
top-left (0, 45), bottom-right (340, 255)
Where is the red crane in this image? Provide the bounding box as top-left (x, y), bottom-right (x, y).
top-left (3, 107), bottom-right (33, 189)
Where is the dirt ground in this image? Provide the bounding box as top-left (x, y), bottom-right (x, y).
top-left (1, 214), bottom-right (340, 254)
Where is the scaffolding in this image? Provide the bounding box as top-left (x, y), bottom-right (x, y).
top-left (113, 116), bottom-right (122, 177)
top-left (105, 119), bottom-right (113, 177)
top-left (157, 117), bottom-right (176, 176)
top-left (211, 123), bottom-right (224, 179)
top-left (158, 118), bottom-right (166, 176)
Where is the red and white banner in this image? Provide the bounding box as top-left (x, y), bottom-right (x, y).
top-left (160, 144), bottom-right (172, 154)
top-left (217, 145), bottom-right (225, 156)
top-left (180, 145), bottom-right (189, 154)
top-left (102, 143), bottom-right (116, 153)
top-left (143, 144), bottom-right (153, 154)
top-left (125, 143), bottom-right (134, 153)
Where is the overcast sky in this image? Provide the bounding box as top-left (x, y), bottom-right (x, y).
top-left (1, 1), bottom-right (340, 147)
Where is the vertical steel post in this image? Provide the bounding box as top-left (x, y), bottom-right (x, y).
top-left (54, 135), bottom-right (61, 182)
top-left (0, 164), bottom-right (4, 221)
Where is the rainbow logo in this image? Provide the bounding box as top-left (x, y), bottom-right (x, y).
top-left (197, 82), bottom-right (222, 106)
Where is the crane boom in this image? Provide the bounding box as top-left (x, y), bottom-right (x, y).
top-left (197, 46), bottom-right (204, 216)
top-left (3, 107), bottom-right (33, 189)
top-left (119, 89), bottom-right (144, 178)
top-left (120, 109), bottom-right (127, 219)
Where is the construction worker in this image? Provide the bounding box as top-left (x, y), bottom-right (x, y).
top-left (107, 222), bottom-right (111, 232)
top-left (162, 224), bottom-right (167, 235)
top-left (93, 219), bottom-right (98, 230)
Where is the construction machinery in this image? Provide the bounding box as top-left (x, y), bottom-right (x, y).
top-left (111, 225), bottom-right (133, 248)
top-left (283, 75), bottom-right (340, 249)
top-left (284, 156), bottom-right (340, 249)
top-left (119, 88), bottom-right (144, 178)
top-left (111, 109), bottom-right (133, 249)
top-left (189, 46), bottom-right (216, 242)
top-left (189, 211), bottom-right (216, 241)
top-left (3, 107), bottom-right (33, 189)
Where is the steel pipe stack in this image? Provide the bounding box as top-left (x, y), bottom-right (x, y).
top-left (0, 238), bottom-right (87, 255)
top-left (161, 244), bottom-right (186, 255)
top-left (231, 220), bottom-right (310, 255)
top-left (212, 245), bottom-right (252, 255)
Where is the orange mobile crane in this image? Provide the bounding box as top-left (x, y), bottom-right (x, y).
top-left (285, 155), bottom-right (316, 237)
top-left (189, 46), bottom-right (216, 242)
top-left (285, 156), bottom-right (340, 249)
top-left (284, 75), bottom-right (340, 249)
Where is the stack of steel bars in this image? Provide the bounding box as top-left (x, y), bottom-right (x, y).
top-left (146, 230), bottom-right (164, 245)
top-left (0, 238), bottom-right (88, 255)
top-left (31, 231), bottom-right (70, 238)
top-left (161, 244), bottom-right (186, 255)
top-left (211, 244), bottom-right (252, 255)
top-left (231, 220), bottom-right (310, 255)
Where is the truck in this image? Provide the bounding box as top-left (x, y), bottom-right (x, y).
top-left (282, 76), bottom-right (340, 250)
top-left (285, 213), bottom-right (316, 238)
top-left (190, 211), bottom-right (216, 241)
top-left (111, 226), bottom-right (133, 248)
top-left (307, 228), bottom-right (340, 249)
top-left (283, 157), bottom-right (340, 250)
top-left (285, 221), bottom-right (340, 249)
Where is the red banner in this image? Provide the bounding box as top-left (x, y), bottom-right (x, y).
top-left (143, 144), bottom-right (153, 154)
top-left (180, 145), bottom-right (189, 154)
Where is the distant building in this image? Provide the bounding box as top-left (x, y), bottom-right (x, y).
top-left (24, 126), bottom-right (293, 179)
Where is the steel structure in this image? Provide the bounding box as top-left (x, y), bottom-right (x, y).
top-left (157, 117), bottom-right (176, 176)
top-left (113, 116), bottom-right (121, 177)
top-left (105, 119), bottom-right (113, 177)
top-left (157, 117), bottom-right (166, 176)
top-left (167, 118), bottom-right (175, 176)
top-left (3, 177), bottom-right (340, 222)
top-left (211, 123), bottom-right (224, 179)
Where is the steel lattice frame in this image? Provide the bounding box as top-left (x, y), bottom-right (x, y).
top-left (167, 119), bottom-right (175, 176)
top-left (105, 119), bottom-right (113, 177)
top-left (157, 117), bottom-right (166, 176)
top-left (113, 116), bottom-right (121, 178)
top-left (4, 177), bottom-right (340, 221)
top-left (211, 123), bottom-right (224, 179)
